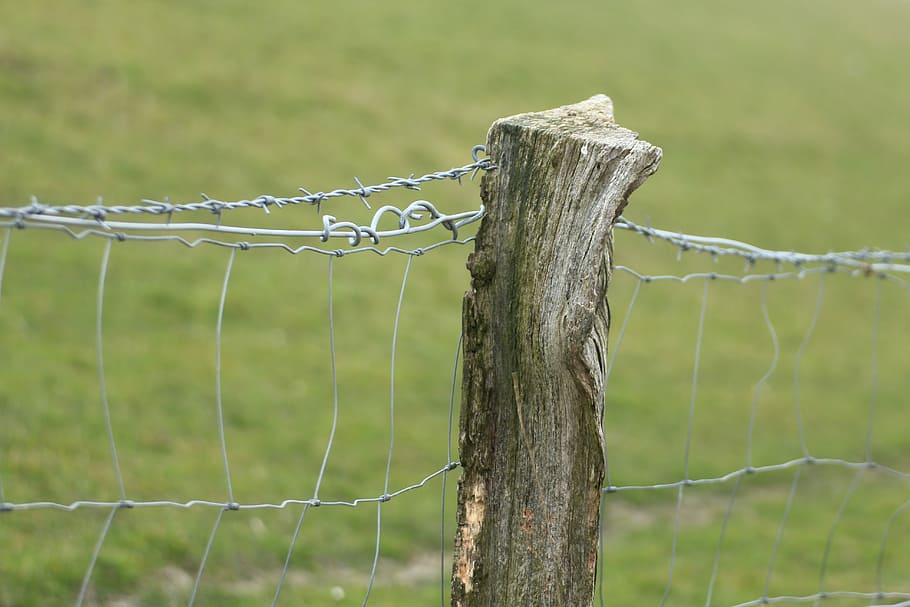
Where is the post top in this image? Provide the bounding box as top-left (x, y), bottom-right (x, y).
top-left (490, 94), bottom-right (621, 143)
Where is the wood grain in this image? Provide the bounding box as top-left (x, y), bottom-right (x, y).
top-left (452, 96), bottom-right (661, 607)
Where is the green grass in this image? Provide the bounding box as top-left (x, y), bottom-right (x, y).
top-left (2, 1), bottom-right (910, 605)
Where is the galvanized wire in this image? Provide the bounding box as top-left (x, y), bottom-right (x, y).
top-left (271, 255), bottom-right (342, 607)
top-left (615, 216), bottom-right (910, 272)
top-left (214, 248), bottom-right (237, 506)
top-left (762, 466), bottom-right (803, 601)
top-left (4, 151), bottom-right (910, 605)
top-left (814, 469), bottom-right (865, 607)
top-left (1, 461), bottom-right (459, 512)
top-left (0, 226), bottom-right (10, 305)
top-left (730, 591), bottom-right (910, 607)
top-left (189, 507), bottom-right (226, 606)
top-left (76, 506), bottom-right (118, 607)
top-left (0, 219), bottom-right (480, 258)
top-left (0, 227), bottom-right (7, 508)
top-left (361, 255), bottom-right (413, 607)
top-left (704, 475), bottom-right (742, 607)
top-left (745, 282), bottom-right (779, 469)
top-left (0, 147), bottom-right (494, 220)
top-left (96, 242), bottom-right (123, 494)
top-left (792, 275), bottom-right (825, 458)
top-left (2, 200), bottom-right (485, 248)
top-left (658, 276), bottom-right (710, 607)
top-left (441, 333), bottom-right (462, 607)
top-left (602, 229), bottom-right (910, 607)
top-left (865, 277), bottom-right (882, 463)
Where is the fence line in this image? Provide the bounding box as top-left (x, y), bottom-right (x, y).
top-left (615, 216), bottom-right (910, 273)
top-left (601, 220), bottom-right (909, 607)
top-left (0, 178), bottom-right (468, 604)
top-left (0, 147), bottom-right (493, 220)
top-left (2, 140), bottom-right (909, 605)
top-left (2, 218), bottom-right (909, 461)
top-left (1, 201), bottom-right (484, 248)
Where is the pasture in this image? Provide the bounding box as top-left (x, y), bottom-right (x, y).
top-left (1, 1), bottom-right (909, 605)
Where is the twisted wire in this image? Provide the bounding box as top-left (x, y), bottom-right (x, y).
top-left (6, 200), bottom-right (485, 247)
top-left (0, 461), bottom-right (460, 513)
top-left (615, 216), bottom-right (910, 272)
top-left (5, 148), bottom-right (910, 604)
top-left (0, 147), bottom-right (494, 220)
top-left (602, 248), bottom-right (909, 607)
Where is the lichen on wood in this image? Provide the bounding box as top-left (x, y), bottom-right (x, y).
top-left (452, 95), bottom-right (661, 607)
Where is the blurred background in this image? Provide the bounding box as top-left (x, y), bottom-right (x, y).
top-left (1, 1), bottom-right (908, 605)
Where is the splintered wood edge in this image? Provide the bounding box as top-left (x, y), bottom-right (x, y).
top-left (489, 94), bottom-right (626, 144)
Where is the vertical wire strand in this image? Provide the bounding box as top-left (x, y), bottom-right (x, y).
top-left (362, 506), bottom-right (383, 607)
top-left (704, 475), bottom-right (742, 607)
top-left (746, 281), bottom-right (780, 468)
top-left (604, 277), bottom-right (643, 490)
top-left (813, 469), bottom-right (865, 607)
top-left (215, 248), bottom-right (236, 504)
top-left (604, 278), bottom-right (643, 387)
top-left (658, 276), bottom-right (710, 607)
top-left (0, 227), bottom-right (10, 504)
top-left (875, 499), bottom-right (910, 594)
top-left (362, 254), bottom-right (413, 606)
top-left (762, 465), bottom-right (803, 599)
top-left (314, 255), bottom-right (341, 500)
top-left (864, 277), bottom-right (882, 462)
top-left (272, 256), bottom-right (342, 607)
top-left (599, 276), bottom-right (643, 606)
top-left (598, 496), bottom-right (607, 607)
top-left (188, 508), bottom-right (226, 607)
top-left (97, 239), bottom-right (126, 500)
top-left (272, 506), bottom-right (310, 607)
top-left (0, 226), bottom-right (10, 304)
top-left (193, 250), bottom-right (237, 605)
top-left (441, 333), bottom-right (462, 607)
top-left (75, 505), bottom-right (118, 607)
top-left (658, 485), bottom-right (686, 607)
top-left (386, 254), bottom-right (412, 494)
top-left (793, 275), bottom-right (825, 458)
top-left (683, 277), bottom-right (710, 481)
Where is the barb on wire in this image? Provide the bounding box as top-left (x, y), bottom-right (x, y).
top-left (7, 200), bottom-right (485, 248)
top-left (615, 216), bottom-right (910, 273)
top-left (0, 149), bottom-right (495, 221)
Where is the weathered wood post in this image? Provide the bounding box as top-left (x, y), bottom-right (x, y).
top-left (452, 95), bottom-right (661, 606)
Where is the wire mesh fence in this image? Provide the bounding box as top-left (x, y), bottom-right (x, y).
top-left (1, 149), bottom-right (909, 606)
top-left (0, 155), bottom-right (485, 606)
top-left (601, 220), bottom-right (910, 607)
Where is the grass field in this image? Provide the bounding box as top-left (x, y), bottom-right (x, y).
top-left (2, 1), bottom-right (910, 605)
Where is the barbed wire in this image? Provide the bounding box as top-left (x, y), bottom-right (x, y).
top-left (612, 266), bottom-right (910, 294)
top-left (605, 457), bottom-right (910, 494)
top-left (1, 147), bottom-right (493, 251)
top-left (600, 249), bottom-right (909, 607)
top-left (615, 216), bottom-right (910, 272)
top-left (3, 199), bottom-right (485, 247)
top-left (4, 149), bottom-right (910, 606)
top-left (3, 145), bottom-right (907, 275)
top-left (0, 146), bottom-right (494, 221)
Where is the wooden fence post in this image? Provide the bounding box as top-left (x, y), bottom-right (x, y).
top-left (452, 95), bottom-right (662, 607)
